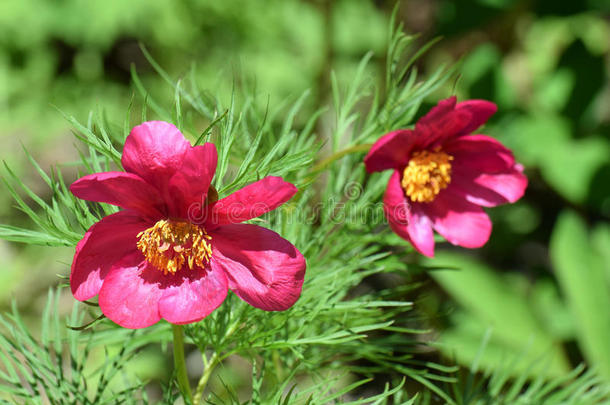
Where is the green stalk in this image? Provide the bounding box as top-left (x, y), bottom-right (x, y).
top-left (310, 143), bottom-right (372, 175)
top-left (192, 319), bottom-right (240, 403)
top-left (193, 352), bottom-right (219, 404)
top-left (172, 324), bottom-right (193, 402)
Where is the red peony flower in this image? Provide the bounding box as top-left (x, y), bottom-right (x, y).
top-left (70, 121), bottom-right (305, 328)
top-left (364, 97), bottom-right (527, 257)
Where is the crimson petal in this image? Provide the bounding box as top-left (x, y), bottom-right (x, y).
top-left (211, 224), bottom-right (305, 311)
top-left (70, 171), bottom-right (164, 218)
top-left (383, 171), bottom-right (410, 228)
top-left (424, 190), bottom-right (492, 248)
top-left (417, 112), bottom-right (472, 149)
top-left (474, 169), bottom-right (527, 203)
top-left (168, 142), bottom-right (218, 218)
top-left (445, 134), bottom-right (516, 173)
top-left (455, 99), bottom-right (497, 135)
top-left (451, 166), bottom-right (528, 207)
top-left (121, 121), bottom-right (191, 191)
top-left (364, 130), bottom-right (416, 173)
top-left (210, 177), bottom-right (297, 226)
top-left (417, 96), bottom-right (457, 126)
top-left (383, 171), bottom-right (435, 257)
top-left (415, 97), bottom-right (472, 147)
top-left (158, 265), bottom-right (228, 324)
top-left (71, 211), bottom-right (151, 301)
top-left (98, 253), bottom-right (164, 329)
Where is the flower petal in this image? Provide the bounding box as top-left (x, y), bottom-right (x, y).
top-left (415, 97), bottom-right (473, 148)
top-left (98, 253), bottom-right (164, 329)
top-left (448, 175), bottom-right (510, 207)
top-left (158, 265), bottom-right (228, 325)
top-left (71, 211), bottom-right (150, 301)
top-left (121, 121), bottom-right (191, 190)
top-left (70, 172), bottom-right (165, 218)
top-left (210, 177), bottom-right (297, 225)
top-left (456, 99), bottom-right (497, 135)
top-left (475, 168), bottom-right (527, 203)
top-left (383, 171), bottom-right (410, 228)
top-left (418, 96), bottom-right (457, 125)
top-left (211, 224), bottom-right (306, 311)
top-left (364, 130), bottom-right (416, 173)
top-left (451, 166), bottom-right (528, 207)
top-left (446, 134), bottom-right (528, 207)
top-left (445, 134), bottom-right (516, 172)
top-left (425, 190), bottom-right (492, 249)
top-left (407, 206), bottom-right (436, 257)
top-left (168, 143), bottom-right (218, 218)
top-left (383, 171), bottom-right (435, 257)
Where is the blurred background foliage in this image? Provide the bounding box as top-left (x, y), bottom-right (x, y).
top-left (0, 0), bottom-right (609, 402)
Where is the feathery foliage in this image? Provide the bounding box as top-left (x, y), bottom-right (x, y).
top-left (0, 289), bottom-right (148, 404)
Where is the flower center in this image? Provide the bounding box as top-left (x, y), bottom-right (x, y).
top-left (401, 148), bottom-right (453, 203)
top-left (136, 219), bottom-right (212, 274)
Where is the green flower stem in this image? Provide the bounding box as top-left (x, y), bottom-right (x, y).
top-left (192, 319), bottom-right (241, 404)
top-left (172, 324), bottom-right (193, 402)
top-left (193, 352), bottom-right (219, 404)
top-left (309, 143), bottom-right (372, 176)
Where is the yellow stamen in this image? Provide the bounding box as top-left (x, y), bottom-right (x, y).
top-left (401, 148), bottom-right (453, 203)
top-left (136, 219), bottom-right (212, 275)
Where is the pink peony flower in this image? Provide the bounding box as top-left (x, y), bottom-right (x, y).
top-left (364, 97), bottom-right (527, 257)
top-left (70, 121), bottom-right (306, 328)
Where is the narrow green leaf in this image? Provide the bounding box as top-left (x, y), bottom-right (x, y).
top-left (550, 210), bottom-right (610, 381)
